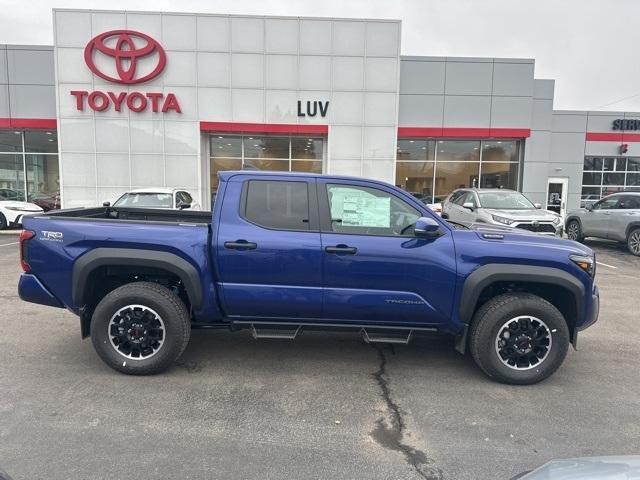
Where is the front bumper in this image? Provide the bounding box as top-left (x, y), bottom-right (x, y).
top-left (579, 284), bottom-right (600, 332)
top-left (18, 274), bottom-right (64, 308)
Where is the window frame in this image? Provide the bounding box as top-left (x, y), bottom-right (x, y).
top-left (239, 178), bottom-right (319, 232)
top-left (317, 180), bottom-right (434, 238)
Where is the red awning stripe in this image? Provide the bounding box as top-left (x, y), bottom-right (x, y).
top-left (397, 127), bottom-right (531, 139)
top-left (200, 121), bottom-right (328, 135)
top-left (585, 132), bottom-right (640, 142)
top-left (0, 118), bottom-right (57, 129)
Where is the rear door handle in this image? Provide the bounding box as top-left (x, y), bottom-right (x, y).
top-left (224, 240), bottom-right (257, 250)
top-left (325, 245), bottom-right (357, 255)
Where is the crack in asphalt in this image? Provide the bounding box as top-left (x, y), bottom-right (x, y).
top-left (370, 344), bottom-right (443, 480)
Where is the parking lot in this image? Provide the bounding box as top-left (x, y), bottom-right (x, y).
top-left (0, 235), bottom-right (639, 480)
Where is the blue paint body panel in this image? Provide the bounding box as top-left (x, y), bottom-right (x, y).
top-left (18, 170), bottom-right (599, 339)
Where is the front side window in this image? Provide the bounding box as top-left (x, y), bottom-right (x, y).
top-left (244, 180), bottom-right (310, 231)
top-left (478, 191), bottom-right (535, 210)
top-left (113, 193), bottom-right (173, 208)
top-left (326, 184), bottom-right (420, 236)
top-left (593, 197), bottom-right (620, 210)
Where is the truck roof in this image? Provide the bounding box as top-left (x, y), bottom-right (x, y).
top-left (218, 170), bottom-right (395, 188)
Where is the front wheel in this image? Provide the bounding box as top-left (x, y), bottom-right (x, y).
top-left (0, 213), bottom-right (7, 230)
top-left (566, 219), bottom-right (584, 242)
top-left (628, 228), bottom-right (640, 256)
top-left (90, 282), bottom-right (191, 375)
top-left (469, 293), bottom-right (569, 385)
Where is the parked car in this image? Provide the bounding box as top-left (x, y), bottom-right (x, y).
top-left (442, 188), bottom-right (563, 236)
top-left (108, 188), bottom-right (200, 210)
top-left (580, 194), bottom-right (601, 209)
top-left (0, 199), bottom-right (43, 230)
top-left (0, 188), bottom-right (25, 201)
top-left (18, 171), bottom-right (599, 385)
top-left (29, 192), bottom-right (60, 212)
top-left (565, 192), bottom-right (640, 256)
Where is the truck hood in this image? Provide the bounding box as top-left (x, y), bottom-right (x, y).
top-left (482, 208), bottom-right (560, 221)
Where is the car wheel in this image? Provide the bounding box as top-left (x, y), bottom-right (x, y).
top-left (469, 292), bottom-right (569, 385)
top-left (90, 282), bottom-right (191, 375)
top-left (566, 219), bottom-right (584, 242)
top-left (628, 228), bottom-right (640, 256)
top-left (0, 213), bottom-right (6, 230)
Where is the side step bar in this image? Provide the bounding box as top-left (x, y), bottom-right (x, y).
top-left (361, 328), bottom-right (413, 345)
top-left (251, 324), bottom-right (301, 340)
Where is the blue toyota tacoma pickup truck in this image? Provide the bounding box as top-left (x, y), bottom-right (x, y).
top-left (18, 171), bottom-right (599, 384)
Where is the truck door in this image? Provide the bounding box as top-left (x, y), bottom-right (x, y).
top-left (215, 176), bottom-right (322, 319)
top-left (582, 196), bottom-right (620, 238)
top-left (317, 179), bottom-right (457, 325)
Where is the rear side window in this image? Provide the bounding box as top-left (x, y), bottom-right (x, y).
top-left (619, 195), bottom-right (640, 209)
top-left (244, 180), bottom-right (310, 230)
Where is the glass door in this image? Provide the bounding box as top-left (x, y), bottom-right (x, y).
top-left (546, 177), bottom-right (568, 217)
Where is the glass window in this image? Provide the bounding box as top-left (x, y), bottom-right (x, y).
top-left (593, 197), bottom-right (620, 210)
top-left (627, 173), bottom-right (640, 186)
top-left (114, 192), bottom-right (173, 208)
top-left (478, 191), bottom-right (535, 209)
top-left (210, 136), bottom-right (242, 158)
top-left (244, 159), bottom-right (289, 171)
top-left (326, 183), bottom-right (420, 236)
top-left (582, 172), bottom-right (602, 186)
top-left (482, 140), bottom-right (517, 162)
top-left (24, 130), bottom-right (58, 153)
top-left (627, 158), bottom-right (640, 171)
top-left (396, 162), bottom-right (435, 203)
top-left (244, 136), bottom-right (289, 159)
top-left (434, 161), bottom-right (480, 197)
top-left (480, 163), bottom-right (518, 189)
top-left (291, 160), bottom-right (322, 173)
top-left (603, 172), bottom-right (625, 185)
top-left (26, 154), bottom-right (60, 210)
top-left (583, 157), bottom-right (602, 171)
top-left (602, 186), bottom-right (626, 196)
top-left (0, 131), bottom-right (23, 152)
top-left (291, 138), bottom-right (323, 159)
top-left (615, 158), bottom-right (628, 171)
top-left (211, 157), bottom-right (242, 191)
top-left (244, 180), bottom-right (310, 231)
top-left (396, 140), bottom-right (435, 161)
top-left (619, 195), bottom-right (640, 209)
top-left (602, 158), bottom-right (615, 171)
top-left (0, 154), bottom-right (25, 200)
top-left (436, 140), bottom-right (480, 162)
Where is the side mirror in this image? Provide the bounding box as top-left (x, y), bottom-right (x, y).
top-left (534, 203), bottom-right (542, 209)
top-left (177, 202), bottom-right (191, 210)
top-left (462, 202), bottom-right (475, 211)
top-left (586, 203), bottom-right (593, 211)
top-left (103, 201), bottom-right (111, 207)
top-left (414, 217), bottom-right (441, 239)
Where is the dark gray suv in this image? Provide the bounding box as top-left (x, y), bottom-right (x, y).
top-left (565, 192), bottom-right (640, 256)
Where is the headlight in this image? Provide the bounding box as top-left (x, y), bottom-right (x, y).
top-left (491, 214), bottom-right (515, 225)
top-left (569, 254), bottom-right (595, 278)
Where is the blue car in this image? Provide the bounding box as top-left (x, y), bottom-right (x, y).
top-left (18, 171), bottom-right (599, 384)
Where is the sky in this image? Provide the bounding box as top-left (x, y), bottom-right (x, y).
top-left (1, 0), bottom-right (639, 112)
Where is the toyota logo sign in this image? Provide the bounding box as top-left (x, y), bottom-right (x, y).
top-left (72, 30), bottom-right (181, 114)
top-left (84, 29), bottom-right (167, 84)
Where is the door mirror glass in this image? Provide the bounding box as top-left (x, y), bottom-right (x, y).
top-left (534, 203), bottom-right (542, 209)
top-left (462, 202), bottom-right (475, 211)
top-left (415, 217), bottom-right (441, 238)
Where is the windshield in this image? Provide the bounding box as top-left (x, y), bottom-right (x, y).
top-left (478, 191), bottom-right (535, 210)
top-left (113, 192), bottom-right (173, 208)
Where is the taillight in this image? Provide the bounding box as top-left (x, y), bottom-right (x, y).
top-left (19, 230), bottom-right (35, 273)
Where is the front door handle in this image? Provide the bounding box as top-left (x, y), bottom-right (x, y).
top-left (224, 240), bottom-right (257, 250)
top-left (325, 245), bottom-right (357, 255)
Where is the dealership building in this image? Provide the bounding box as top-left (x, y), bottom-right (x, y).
top-left (1, 8), bottom-right (640, 215)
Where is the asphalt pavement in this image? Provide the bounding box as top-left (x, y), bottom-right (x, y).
top-left (0, 238), bottom-right (638, 480)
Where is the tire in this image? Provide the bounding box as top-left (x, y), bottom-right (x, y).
top-left (0, 213), bottom-right (7, 230)
top-left (469, 292), bottom-right (569, 385)
top-left (566, 219), bottom-right (584, 242)
top-left (90, 282), bottom-right (191, 375)
top-left (628, 228), bottom-right (640, 256)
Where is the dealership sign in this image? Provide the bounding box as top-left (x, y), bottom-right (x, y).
top-left (612, 119), bottom-right (640, 130)
top-left (71, 30), bottom-right (181, 113)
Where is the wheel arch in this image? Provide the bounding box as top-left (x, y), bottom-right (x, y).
top-left (73, 248), bottom-right (202, 336)
top-left (458, 264), bottom-right (584, 350)
top-left (624, 221), bottom-right (640, 239)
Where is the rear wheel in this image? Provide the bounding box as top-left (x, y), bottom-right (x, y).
top-left (628, 228), bottom-right (640, 256)
top-left (469, 293), bottom-right (569, 385)
top-left (90, 282), bottom-right (191, 375)
top-left (566, 219), bottom-right (584, 242)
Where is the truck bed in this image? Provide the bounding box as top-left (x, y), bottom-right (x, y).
top-left (38, 206), bottom-right (211, 225)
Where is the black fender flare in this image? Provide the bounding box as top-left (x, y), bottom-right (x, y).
top-left (565, 215), bottom-right (583, 230)
top-left (458, 264), bottom-right (585, 326)
top-left (72, 248), bottom-right (203, 309)
top-left (625, 222), bottom-right (640, 240)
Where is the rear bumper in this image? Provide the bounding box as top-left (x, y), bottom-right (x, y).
top-left (18, 274), bottom-right (64, 308)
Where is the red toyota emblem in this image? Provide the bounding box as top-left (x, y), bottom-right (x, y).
top-left (84, 30), bottom-right (167, 84)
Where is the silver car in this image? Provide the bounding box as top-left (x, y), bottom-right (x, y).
top-left (565, 192), bottom-right (640, 256)
top-left (442, 188), bottom-right (563, 236)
